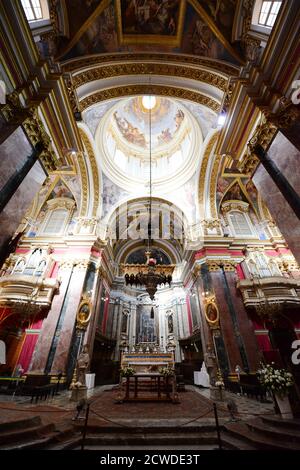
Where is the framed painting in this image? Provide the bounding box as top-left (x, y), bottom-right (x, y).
top-left (116, 0), bottom-right (186, 47)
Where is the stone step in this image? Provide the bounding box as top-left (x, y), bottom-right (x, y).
top-left (0, 416), bottom-right (41, 432)
top-left (75, 423), bottom-right (216, 434)
top-left (247, 419), bottom-right (300, 444)
top-left (1, 435), bottom-right (57, 450)
top-left (74, 444), bottom-right (221, 450)
top-left (220, 434), bottom-right (257, 450)
top-left (224, 421), bottom-right (300, 450)
top-left (0, 423), bottom-right (55, 446)
top-left (81, 431), bottom-right (219, 447)
top-left (46, 436), bottom-right (82, 450)
top-left (261, 415), bottom-right (300, 431)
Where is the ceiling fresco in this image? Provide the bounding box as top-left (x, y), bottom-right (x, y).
top-left (83, 100), bottom-right (118, 137)
top-left (54, 0), bottom-right (242, 64)
top-left (196, 0), bottom-right (237, 42)
top-left (180, 3), bottom-right (237, 62)
top-left (112, 96), bottom-right (186, 151)
top-left (117, 0), bottom-right (185, 46)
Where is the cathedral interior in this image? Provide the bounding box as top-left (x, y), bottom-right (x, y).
top-left (0, 0), bottom-right (300, 452)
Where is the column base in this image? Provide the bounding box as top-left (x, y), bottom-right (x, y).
top-left (70, 386), bottom-right (87, 402)
top-left (210, 386), bottom-right (225, 401)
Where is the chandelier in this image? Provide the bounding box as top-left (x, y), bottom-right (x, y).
top-left (123, 94), bottom-right (174, 300)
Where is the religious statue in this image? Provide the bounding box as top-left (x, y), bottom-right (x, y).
top-left (204, 344), bottom-right (217, 385)
top-left (167, 313), bottom-right (174, 334)
top-left (76, 345), bottom-right (90, 387)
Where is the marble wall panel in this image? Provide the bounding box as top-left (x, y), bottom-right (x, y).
top-left (0, 127), bottom-right (32, 190)
top-left (0, 160), bottom-right (46, 249)
top-left (253, 165), bottom-right (300, 264)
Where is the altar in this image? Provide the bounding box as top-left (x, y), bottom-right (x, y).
top-left (119, 352), bottom-right (178, 403)
top-left (121, 352), bottom-right (174, 374)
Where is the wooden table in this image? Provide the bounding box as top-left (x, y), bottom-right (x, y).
top-left (122, 373), bottom-right (177, 403)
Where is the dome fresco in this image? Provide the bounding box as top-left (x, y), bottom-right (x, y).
top-left (111, 96), bottom-right (186, 152)
top-left (97, 95), bottom-right (202, 192)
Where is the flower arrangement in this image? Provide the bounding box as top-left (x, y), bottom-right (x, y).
top-left (158, 366), bottom-right (174, 377)
top-left (120, 366), bottom-right (135, 377)
top-left (215, 369), bottom-right (225, 388)
top-left (257, 362), bottom-right (294, 397)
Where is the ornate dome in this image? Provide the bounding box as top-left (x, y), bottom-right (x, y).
top-left (111, 96), bottom-right (186, 153)
top-left (96, 95), bottom-right (202, 193)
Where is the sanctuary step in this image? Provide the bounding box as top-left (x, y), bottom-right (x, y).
top-left (69, 422), bottom-right (227, 450)
top-left (223, 416), bottom-right (300, 450)
top-left (0, 415), bottom-right (77, 450)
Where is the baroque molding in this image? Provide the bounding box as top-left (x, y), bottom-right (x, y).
top-left (1, 98), bottom-right (58, 172)
top-left (79, 85), bottom-right (220, 113)
top-left (72, 63), bottom-right (228, 92)
top-left (238, 104), bottom-right (300, 175)
top-left (198, 132), bottom-right (219, 215)
top-left (238, 116), bottom-right (277, 174)
top-left (209, 154), bottom-right (222, 219)
top-left (206, 259), bottom-right (238, 272)
top-left (79, 129), bottom-right (100, 217)
top-left (58, 258), bottom-right (90, 270)
top-left (76, 151), bottom-right (89, 217)
top-left (62, 53), bottom-right (239, 77)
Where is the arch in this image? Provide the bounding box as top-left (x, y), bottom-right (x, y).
top-left (106, 197), bottom-right (188, 248)
top-left (198, 130), bottom-right (220, 220)
top-left (219, 178), bottom-right (259, 218)
top-left (79, 84), bottom-right (221, 114)
top-left (79, 126), bottom-right (101, 217)
top-left (114, 239), bottom-right (182, 267)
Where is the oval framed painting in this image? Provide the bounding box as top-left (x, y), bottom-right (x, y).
top-left (76, 299), bottom-right (92, 328)
top-left (205, 301), bottom-right (219, 325)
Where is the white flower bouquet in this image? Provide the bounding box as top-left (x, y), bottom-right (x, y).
top-left (257, 362), bottom-right (294, 397)
top-left (120, 366), bottom-right (135, 377)
top-left (158, 366), bottom-right (174, 377)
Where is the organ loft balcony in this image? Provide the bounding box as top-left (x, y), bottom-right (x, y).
top-left (237, 276), bottom-right (300, 310)
top-left (0, 274), bottom-right (60, 313)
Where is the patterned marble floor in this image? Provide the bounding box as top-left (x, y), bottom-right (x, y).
top-left (0, 383), bottom-right (276, 428)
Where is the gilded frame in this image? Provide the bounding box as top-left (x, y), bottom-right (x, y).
top-left (116, 0), bottom-right (186, 47)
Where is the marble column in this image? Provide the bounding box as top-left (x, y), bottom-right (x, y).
top-left (254, 143), bottom-right (300, 220)
top-left (0, 141), bottom-right (45, 214)
top-left (29, 266), bottom-right (73, 373)
top-left (51, 264), bottom-right (87, 374)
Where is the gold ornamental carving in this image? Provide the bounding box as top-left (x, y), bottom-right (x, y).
top-left (79, 85), bottom-right (220, 113)
top-left (72, 63), bottom-right (228, 92)
top-left (62, 53), bottom-right (238, 77)
top-left (76, 151), bottom-right (89, 217)
top-left (238, 116), bottom-right (277, 174)
top-left (242, 34), bottom-right (261, 63)
top-left (207, 259), bottom-right (238, 272)
top-left (1, 97), bottom-right (58, 172)
top-left (202, 218), bottom-right (222, 236)
top-left (221, 201), bottom-right (249, 223)
top-left (248, 117), bottom-right (277, 155)
top-left (209, 153), bottom-right (222, 219)
top-left (198, 132), bottom-right (219, 214)
top-left (64, 74), bottom-right (81, 114)
top-left (58, 259), bottom-right (90, 270)
top-left (79, 129), bottom-right (100, 217)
